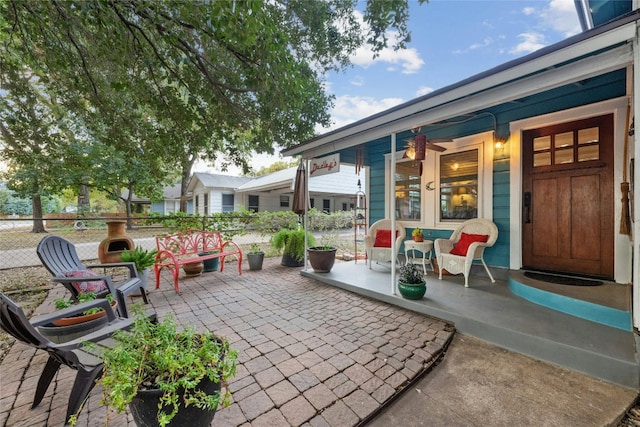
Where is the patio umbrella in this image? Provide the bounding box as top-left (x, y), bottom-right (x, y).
top-left (292, 160), bottom-right (309, 215)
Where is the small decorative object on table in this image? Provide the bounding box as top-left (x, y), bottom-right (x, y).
top-left (412, 227), bottom-right (424, 242)
top-left (398, 262), bottom-right (426, 300)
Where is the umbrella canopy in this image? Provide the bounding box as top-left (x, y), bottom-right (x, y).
top-left (292, 161), bottom-right (309, 215)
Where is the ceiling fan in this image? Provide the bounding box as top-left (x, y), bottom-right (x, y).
top-left (403, 128), bottom-right (452, 160)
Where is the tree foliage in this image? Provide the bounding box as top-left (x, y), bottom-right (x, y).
top-left (0, 0), bottom-right (424, 217)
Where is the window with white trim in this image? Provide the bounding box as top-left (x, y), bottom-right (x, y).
top-left (439, 149), bottom-right (478, 221)
top-left (222, 194), bottom-right (234, 213)
top-left (394, 159), bottom-right (421, 221)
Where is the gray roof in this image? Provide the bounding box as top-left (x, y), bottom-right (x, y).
top-left (189, 173), bottom-right (253, 191)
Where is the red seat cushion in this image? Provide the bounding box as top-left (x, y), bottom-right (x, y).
top-left (373, 229), bottom-right (397, 248)
top-left (450, 233), bottom-right (489, 256)
top-left (63, 269), bottom-right (108, 293)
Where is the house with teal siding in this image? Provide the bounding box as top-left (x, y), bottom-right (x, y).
top-left (283, 3), bottom-right (640, 342)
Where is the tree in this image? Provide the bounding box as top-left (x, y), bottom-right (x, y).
top-left (1, 0), bottom-right (426, 213)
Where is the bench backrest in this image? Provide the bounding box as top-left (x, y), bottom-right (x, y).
top-left (156, 230), bottom-right (224, 255)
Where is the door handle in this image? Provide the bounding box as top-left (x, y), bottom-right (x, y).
top-left (524, 192), bottom-right (531, 223)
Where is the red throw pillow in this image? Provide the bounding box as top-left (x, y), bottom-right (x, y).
top-left (450, 233), bottom-right (489, 256)
top-left (63, 269), bottom-right (108, 293)
top-left (373, 229), bottom-right (397, 248)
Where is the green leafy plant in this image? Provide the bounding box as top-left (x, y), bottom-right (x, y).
top-left (271, 229), bottom-right (316, 261)
top-left (95, 310), bottom-right (237, 427)
top-left (399, 262), bottom-right (424, 284)
top-left (412, 227), bottom-right (423, 237)
top-left (54, 292), bottom-right (113, 316)
top-left (248, 243), bottom-right (263, 254)
top-left (120, 247), bottom-right (158, 272)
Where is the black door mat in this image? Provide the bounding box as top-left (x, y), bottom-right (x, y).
top-left (524, 271), bottom-right (603, 286)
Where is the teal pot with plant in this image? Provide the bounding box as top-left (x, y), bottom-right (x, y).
top-left (271, 229), bottom-right (316, 268)
top-left (96, 312), bottom-right (237, 427)
top-left (199, 251), bottom-right (220, 272)
top-left (307, 247), bottom-right (337, 273)
top-left (121, 247), bottom-right (158, 292)
top-left (397, 262), bottom-right (427, 300)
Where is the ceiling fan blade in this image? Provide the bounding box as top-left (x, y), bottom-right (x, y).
top-left (428, 138), bottom-right (453, 143)
top-left (425, 142), bottom-right (447, 152)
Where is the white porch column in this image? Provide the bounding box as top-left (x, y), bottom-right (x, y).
top-left (391, 133), bottom-right (397, 295)
top-left (633, 22), bottom-right (640, 331)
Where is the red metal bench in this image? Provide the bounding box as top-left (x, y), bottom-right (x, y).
top-left (154, 229), bottom-right (243, 293)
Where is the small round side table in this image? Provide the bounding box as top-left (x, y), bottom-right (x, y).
top-left (404, 240), bottom-right (434, 274)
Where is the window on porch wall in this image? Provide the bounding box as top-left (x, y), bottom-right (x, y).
top-left (440, 149), bottom-right (479, 221)
top-left (204, 194), bottom-right (209, 215)
top-left (395, 160), bottom-right (421, 221)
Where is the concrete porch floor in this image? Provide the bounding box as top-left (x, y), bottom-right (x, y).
top-left (302, 260), bottom-right (640, 390)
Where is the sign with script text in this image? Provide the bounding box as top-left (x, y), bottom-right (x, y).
top-left (309, 154), bottom-right (340, 177)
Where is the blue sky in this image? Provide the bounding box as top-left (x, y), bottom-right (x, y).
top-left (203, 0), bottom-right (582, 174)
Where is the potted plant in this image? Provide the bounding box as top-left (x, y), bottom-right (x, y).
top-left (412, 227), bottom-right (424, 242)
top-left (397, 262), bottom-right (426, 300)
top-left (271, 229), bottom-right (316, 267)
top-left (94, 311), bottom-right (237, 427)
top-left (120, 247), bottom-right (159, 292)
top-left (198, 250), bottom-right (220, 272)
top-left (246, 243), bottom-right (265, 271)
top-left (38, 292), bottom-right (116, 343)
top-left (307, 231), bottom-right (338, 273)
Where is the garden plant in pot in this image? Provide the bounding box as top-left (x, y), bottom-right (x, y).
top-left (120, 247), bottom-right (158, 293)
top-left (246, 243), bottom-right (265, 271)
top-left (198, 250), bottom-right (220, 272)
top-left (92, 310), bottom-right (237, 427)
top-left (38, 292), bottom-right (116, 343)
top-left (412, 227), bottom-right (424, 242)
top-left (271, 228), bottom-right (316, 267)
top-left (398, 262), bottom-right (427, 300)
top-left (307, 231), bottom-right (338, 273)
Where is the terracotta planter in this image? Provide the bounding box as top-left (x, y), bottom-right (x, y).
top-left (52, 300), bottom-right (118, 326)
top-left (412, 235), bottom-right (424, 242)
top-left (183, 261), bottom-right (204, 277)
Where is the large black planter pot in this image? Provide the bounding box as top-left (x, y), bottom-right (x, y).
top-left (129, 377), bottom-right (221, 427)
top-left (398, 280), bottom-right (427, 300)
top-left (307, 247), bottom-right (337, 273)
top-left (281, 253), bottom-right (304, 267)
top-left (247, 252), bottom-right (265, 271)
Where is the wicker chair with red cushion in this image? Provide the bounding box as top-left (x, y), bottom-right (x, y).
top-left (434, 218), bottom-right (498, 287)
top-left (363, 219), bottom-right (406, 269)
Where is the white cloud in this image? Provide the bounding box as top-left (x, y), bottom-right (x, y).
top-left (510, 32), bottom-right (546, 54)
top-left (319, 95), bottom-right (405, 132)
top-left (522, 7), bottom-right (536, 16)
top-left (416, 86), bottom-right (434, 97)
top-left (347, 10), bottom-right (425, 75)
top-left (349, 75), bottom-right (365, 87)
top-left (351, 45), bottom-right (425, 74)
top-left (541, 0), bottom-right (582, 37)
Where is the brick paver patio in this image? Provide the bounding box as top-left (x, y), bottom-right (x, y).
top-left (0, 258), bottom-right (454, 426)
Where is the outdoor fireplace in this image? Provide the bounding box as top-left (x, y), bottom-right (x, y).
top-left (98, 220), bottom-right (135, 263)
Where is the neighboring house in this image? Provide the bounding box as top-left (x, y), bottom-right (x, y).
top-left (186, 173), bottom-right (253, 215)
top-left (150, 183), bottom-right (193, 215)
top-left (283, 3), bottom-right (640, 332)
top-left (235, 164), bottom-right (365, 213)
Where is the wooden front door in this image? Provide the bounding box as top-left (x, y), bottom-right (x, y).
top-left (522, 114), bottom-right (614, 279)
